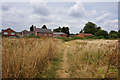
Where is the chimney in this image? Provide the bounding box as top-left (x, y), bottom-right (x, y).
top-left (34, 26), bottom-right (37, 36)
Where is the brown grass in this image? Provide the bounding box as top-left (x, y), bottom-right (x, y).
top-left (67, 40), bottom-right (118, 78)
top-left (2, 38), bottom-right (62, 78)
top-left (2, 38), bottom-right (118, 78)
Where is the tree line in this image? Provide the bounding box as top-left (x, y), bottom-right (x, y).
top-left (30, 22), bottom-right (120, 39)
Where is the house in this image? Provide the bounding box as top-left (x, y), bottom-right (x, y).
top-left (17, 30), bottom-right (34, 37)
top-left (53, 32), bottom-right (67, 37)
top-left (34, 26), bottom-right (53, 37)
top-left (2, 28), bottom-right (16, 37)
top-left (77, 33), bottom-right (93, 37)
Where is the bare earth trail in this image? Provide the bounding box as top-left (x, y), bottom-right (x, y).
top-left (57, 42), bottom-right (70, 78)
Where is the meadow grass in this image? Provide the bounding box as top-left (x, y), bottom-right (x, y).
top-left (2, 38), bottom-right (62, 78)
top-left (67, 40), bottom-right (118, 78)
top-left (2, 38), bottom-right (118, 78)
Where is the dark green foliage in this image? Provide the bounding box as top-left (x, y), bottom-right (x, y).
top-left (109, 30), bottom-right (118, 35)
top-left (30, 25), bottom-right (34, 31)
top-left (79, 29), bottom-right (83, 33)
top-left (42, 25), bottom-right (47, 29)
top-left (108, 34), bottom-right (118, 39)
top-left (53, 26), bottom-right (70, 37)
top-left (95, 30), bottom-right (108, 39)
top-left (108, 30), bottom-right (118, 39)
top-left (53, 27), bottom-right (61, 32)
top-left (83, 22), bottom-right (98, 35)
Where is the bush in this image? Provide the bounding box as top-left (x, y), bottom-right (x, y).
top-left (57, 37), bottom-right (73, 42)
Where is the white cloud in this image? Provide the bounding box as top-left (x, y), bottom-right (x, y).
top-left (101, 19), bottom-right (118, 31)
top-left (96, 13), bottom-right (110, 22)
top-left (68, 1), bottom-right (97, 18)
top-left (69, 1), bottom-right (85, 18)
top-left (31, 0), bottom-right (50, 16)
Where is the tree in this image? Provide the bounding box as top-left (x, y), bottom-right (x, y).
top-left (109, 30), bottom-right (118, 35)
top-left (83, 22), bottom-right (97, 35)
top-left (108, 30), bottom-right (118, 39)
top-left (95, 30), bottom-right (108, 38)
top-left (53, 26), bottom-right (70, 37)
top-left (30, 25), bottom-right (34, 31)
top-left (61, 27), bottom-right (70, 37)
top-left (79, 29), bottom-right (83, 33)
top-left (53, 27), bottom-right (61, 32)
top-left (108, 34), bottom-right (118, 39)
top-left (42, 25), bottom-right (47, 29)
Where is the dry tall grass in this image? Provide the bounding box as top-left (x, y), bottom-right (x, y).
top-left (67, 40), bottom-right (118, 78)
top-left (2, 38), bottom-right (62, 78)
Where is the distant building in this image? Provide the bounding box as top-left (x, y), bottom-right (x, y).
top-left (53, 32), bottom-right (67, 37)
top-left (17, 30), bottom-right (34, 37)
top-left (34, 26), bottom-right (53, 37)
top-left (77, 33), bottom-right (93, 37)
top-left (2, 28), bottom-right (16, 37)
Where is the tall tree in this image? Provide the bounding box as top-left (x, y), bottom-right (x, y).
top-left (83, 22), bottom-right (97, 35)
top-left (53, 27), bottom-right (61, 32)
top-left (30, 25), bottom-right (34, 31)
top-left (79, 29), bottom-right (83, 33)
top-left (53, 26), bottom-right (70, 37)
top-left (95, 30), bottom-right (108, 38)
top-left (42, 25), bottom-right (47, 29)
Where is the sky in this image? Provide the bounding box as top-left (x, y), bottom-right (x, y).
top-left (1, 0), bottom-right (119, 33)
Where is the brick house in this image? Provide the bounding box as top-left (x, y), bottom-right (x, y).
top-left (77, 33), bottom-right (93, 37)
top-left (2, 28), bottom-right (16, 37)
top-left (53, 32), bottom-right (67, 37)
top-left (34, 26), bottom-right (53, 37)
top-left (17, 30), bottom-right (34, 37)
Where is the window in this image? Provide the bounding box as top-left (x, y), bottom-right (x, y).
top-left (11, 32), bottom-right (15, 35)
top-left (39, 33), bottom-right (42, 36)
top-left (44, 33), bottom-right (47, 36)
top-left (49, 34), bottom-right (51, 36)
top-left (3, 32), bottom-right (8, 35)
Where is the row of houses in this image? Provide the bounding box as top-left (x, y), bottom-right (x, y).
top-left (1, 26), bottom-right (67, 38)
top-left (1, 26), bottom-right (93, 38)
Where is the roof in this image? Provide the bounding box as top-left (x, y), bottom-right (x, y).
top-left (2, 28), bottom-right (16, 33)
top-left (36, 28), bottom-right (52, 33)
top-left (53, 32), bottom-right (67, 35)
top-left (77, 33), bottom-right (93, 37)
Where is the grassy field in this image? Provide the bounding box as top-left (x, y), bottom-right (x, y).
top-left (2, 38), bottom-right (118, 78)
top-left (2, 38), bottom-right (62, 78)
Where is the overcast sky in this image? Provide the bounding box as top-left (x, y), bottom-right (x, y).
top-left (1, 1), bottom-right (118, 33)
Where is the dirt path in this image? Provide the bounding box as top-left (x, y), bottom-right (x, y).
top-left (57, 42), bottom-right (70, 78)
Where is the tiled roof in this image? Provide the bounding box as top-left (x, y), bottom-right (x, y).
top-left (36, 28), bottom-right (52, 33)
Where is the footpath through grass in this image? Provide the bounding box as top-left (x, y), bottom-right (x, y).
top-left (39, 52), bottom-right (64, 78)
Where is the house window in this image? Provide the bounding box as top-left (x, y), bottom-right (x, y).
top-left (3, 32), bottom-right (8, 35)
top-left (11, 32), bottom-right (15, 35)
top-left (44, 33), bottom-right (47, 36)
top-left (49, 34), bottom-right (51, 36)
top-left (39, 33), bottom-right (42, 36)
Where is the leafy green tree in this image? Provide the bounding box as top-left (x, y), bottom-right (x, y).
top-left (108, 30), bottom-right (118, 39)
top-left (109, 30), bottom-right (118, 35)
top-left (53, 27), bottom-right (61, 32)
top-left (61, 27), bottom-right (70, 37)
top-left (53, 26), bottom-right (70, 37)
top-left (30, 25), bottom-right (34, 31)
top-left (79, 29), bottom-right (83, 33)
top-left (83, 22), bottom-right (97, 35)
top-left (108, 34), bottom-right (118, 39)
top-left (95, 30), bottom-right (108, 39)
top-left (42, 25), bottom-right (47, 29)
